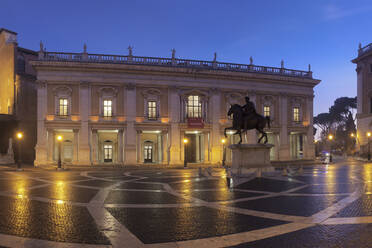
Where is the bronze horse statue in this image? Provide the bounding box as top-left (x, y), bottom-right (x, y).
top-left (224, 104), bottom-right (271, 144)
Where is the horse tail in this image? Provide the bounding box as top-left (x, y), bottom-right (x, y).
top-left (266, 116), bottom-right (271, 129)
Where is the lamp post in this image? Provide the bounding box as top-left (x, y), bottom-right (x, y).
top-left (328, 134), bottom-right (333, 163)
top-left (16, 132), bottom-right (23, 171)
top-left (221, 138), bottom-right (226, 167)
top-left (57, 135), bottom-right (63, 170)
top-left (183, 138), bottom-right (188, 168)
top-left (367, 132), bottom-right (371, 161)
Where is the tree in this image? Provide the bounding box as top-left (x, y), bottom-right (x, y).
top-left (314, 97), bottom-right (357, 154)
top-left (314, 112), bottom-right (334, 139)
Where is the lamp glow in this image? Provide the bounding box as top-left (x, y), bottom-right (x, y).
top-left (57, 135), bottom-right (63, 141)
top-left (183, 138), bottom-right (188, 144)
top-left (367, 132), bottom-right (371, 137)
top-left (328, 134), bottom-right (334, 140)
top-left (16, 132), bottom-right (23, 139)
top-left (221, 138), bottom-right (226, 144)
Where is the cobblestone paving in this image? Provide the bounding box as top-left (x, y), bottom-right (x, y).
top-left (0, 161), bottom-right (371, 247)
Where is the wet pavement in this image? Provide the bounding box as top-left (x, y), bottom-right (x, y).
top-left (0, 161), bottom-right (371, 247)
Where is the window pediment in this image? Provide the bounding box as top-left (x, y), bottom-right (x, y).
top-left (98, 87), bottom-right (118, 97)
top-left (53, 86), bottom-right (72, 97)
top-left (225, 92), bottom-right (244, 105)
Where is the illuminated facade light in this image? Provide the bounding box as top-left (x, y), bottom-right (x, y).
top-left (16, 132), bottom-right (23, 140)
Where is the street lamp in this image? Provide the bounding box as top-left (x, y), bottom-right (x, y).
top-left (221, 138), bottom-right (226, 167)
top-left (16, 132), bottom-right (23, 171)
top-left (183, 138), bottom-right (188, 168)
top-left (367, 132), bottom-right (371, 161)
top-left (57, 135), bottom-right (63, 170)
top-left (328, 134), bottom-right (333, 163)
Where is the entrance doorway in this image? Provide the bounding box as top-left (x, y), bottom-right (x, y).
top-left (144, 141), bottom-right (153, 163)
top-left (63, 140), bottom-right (73, 162)
top-left (184, 132), bottom-right (204, 163)
top-left (104, 143), bottom-right (113, 162)
top-left (290, 133), bottom-right (304, 159)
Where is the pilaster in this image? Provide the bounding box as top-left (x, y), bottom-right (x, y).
top-left (34, 81), bottom-right (48, 166)
top-left (124, 84), bottom-right (137, 165)
top-left (279, 93), bottom-right (290, 160)
top-left (78, 82), bottom-right (91, 165)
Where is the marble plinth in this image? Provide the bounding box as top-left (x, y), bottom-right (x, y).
top-left (228, 143), bottom-right (275, 176)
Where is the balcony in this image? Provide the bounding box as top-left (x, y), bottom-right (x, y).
top-left (38, 51), bottom-right (313, 79)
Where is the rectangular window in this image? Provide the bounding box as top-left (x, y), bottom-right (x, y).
top-left (104, 144), bottom-right (113, 161)
top-left (103, 100), bottom-right (112, 117)
top-left (187, 95), bottom-right (202, 118)
top-left (293, 107), bottom-right (300, 122)
top-left (58, 98), bottom-right (68, 116)
top-left (148, 101), bottom-right (157, 119)
top-left (264, 106), bottom-right (270, 117)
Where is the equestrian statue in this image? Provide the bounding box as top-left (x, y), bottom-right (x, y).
top-left (224, 96), bottom-right (271, 144)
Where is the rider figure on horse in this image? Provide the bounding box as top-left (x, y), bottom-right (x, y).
top-left (242, 96), bottom-right (256, 119)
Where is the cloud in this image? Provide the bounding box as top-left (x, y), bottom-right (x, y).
top-left (323, 4), bottom-right (372, 20)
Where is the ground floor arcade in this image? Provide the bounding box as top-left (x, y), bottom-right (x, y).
top-left (34, 124), bottom-right (314, 166)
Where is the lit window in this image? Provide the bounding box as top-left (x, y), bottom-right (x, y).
top-left (103, 100), bottom-right (112, 117)
top-left (58, 98), bottom-right (68, 116)
top-left (148, 101), bottom-right (157, 119)
top-left (187, 95), bottom-right (202, 118)
top-left (293, 107), bottom-right (300, 122)
top-left (264, 106), bottom-right (270, 117)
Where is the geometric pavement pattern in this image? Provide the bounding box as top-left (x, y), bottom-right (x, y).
top-left (0, 160), bottom-right (371, 247)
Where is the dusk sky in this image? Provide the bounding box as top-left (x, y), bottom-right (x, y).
top-left (2, 0), bottom-right (371, 115)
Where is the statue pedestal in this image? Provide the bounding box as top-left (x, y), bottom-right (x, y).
top-left (229, 144), bottom-right (275, 176)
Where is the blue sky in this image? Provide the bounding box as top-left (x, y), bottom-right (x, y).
top-left (1, 0), bottom-right (371, 115)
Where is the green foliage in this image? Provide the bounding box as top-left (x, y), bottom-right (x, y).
top-left (314, 96), bottom-right (357, 154)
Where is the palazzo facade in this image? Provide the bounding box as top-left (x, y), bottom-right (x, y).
top-left (353, 42), bottom-right (372, 152)
top-left (31, 46), bottom-right (320, 166)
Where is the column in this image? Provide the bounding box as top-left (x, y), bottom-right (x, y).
top-left (157, 133), bottom-right (162, 163)
top-left (34, 81), bottom-right (48, 166)
top-left (124, 84), bottom-right (137, 165)
top-left (117, 129), bottom-right (124, 164)
top-left (136, 130), bottom-right (142, 163)
top-left (92, 129), bottom-right (98, 165)
top-left (210, 89), bottom-right (222, 164)
top-left (247, 92), bottom-right (258, 144)
top-left (279, 93), bottom-right (290, 160)
top-left (78, 82), bottom-right (91, 165)
top-left (47, 128), bottom-right (54, 163)
top-left (72, 129), bottom-right (79, 164)
top-left (305, 95), bottom-right (315, 159)
top-left (169, 87), bottom-right (181, 165)
top-left (162, 131), bottom-right (168, 164)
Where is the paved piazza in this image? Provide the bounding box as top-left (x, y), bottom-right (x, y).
top-left (0, 161), bottom-right (371, 247)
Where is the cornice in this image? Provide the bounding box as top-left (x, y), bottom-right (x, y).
top-left (29, 60), bottom-right (320, 87)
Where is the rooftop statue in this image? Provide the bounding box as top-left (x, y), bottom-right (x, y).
top-left (224, 96), bottom-right (271, 144)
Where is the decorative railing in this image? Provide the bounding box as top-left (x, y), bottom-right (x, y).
top-left (38, 51), bottom-right (313, 78)
top-left (358, 43), bottom-right (372, 57)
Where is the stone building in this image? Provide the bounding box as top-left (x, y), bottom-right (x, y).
top-left (353, 42), bottom-right (372, 152)
top-left (0, 28), bottom-right (37, 163)
top-left (30, 45), bottom-right (320, 167)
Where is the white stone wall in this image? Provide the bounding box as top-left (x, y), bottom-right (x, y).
top-left (31, 61), bottom-right (319, 166)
